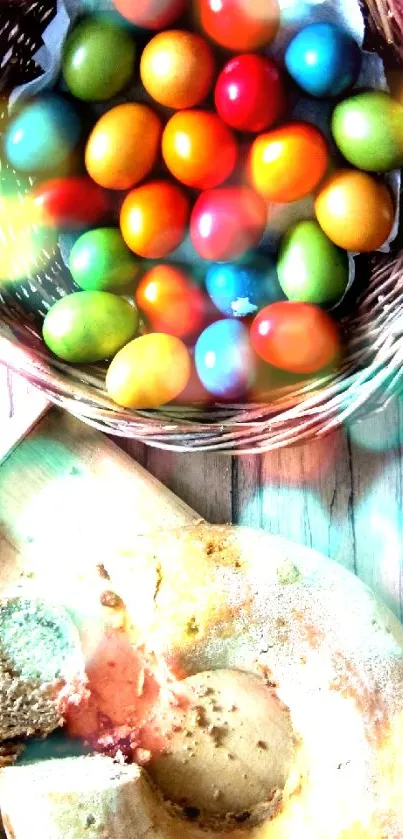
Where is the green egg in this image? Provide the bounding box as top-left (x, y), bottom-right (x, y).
top-left (332, 90), bottom-right (403, 172)
top-left (62, 17), bottom-right (136, 101)
top-left (277, 220), bottom-right (349, 305)
top-left (43, 291), bottom-right (138, 363)
top-left (70, 228), bottom-right (141, 292)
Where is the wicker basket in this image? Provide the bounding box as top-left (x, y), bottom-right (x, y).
top-left (0, 0), bottom-right (403, 454)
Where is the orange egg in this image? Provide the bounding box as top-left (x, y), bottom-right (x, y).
top-left (140, 30), bottom-right (215, 110)
top-left (85, 103), bottom-right (162, 190)
top-left (194, 0), bottom-right (279, 52)
top-left (162, 110), bottom-right (238, 190)
top-left (106, 333), bottom-right (191, 409)
top-left (248, 123), bottom-right (329, 203)
top-left (315, 170), bottom-right (395, 252)
top-left (120, 180), bottom-right (190, 259)
top-left (136, 264), bottom-right (206, 338)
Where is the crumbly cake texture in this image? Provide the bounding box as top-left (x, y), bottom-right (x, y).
top-left (0, 598), bottom-right (84, 742)
top-left (1, 526), bottom-right (403, 838)
top-left (103, 525), bottom-right (403, 838)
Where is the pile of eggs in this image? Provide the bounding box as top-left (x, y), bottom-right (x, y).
top-left (3, 0), bottom-right (403, 409)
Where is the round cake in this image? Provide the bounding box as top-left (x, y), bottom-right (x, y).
top-left (99, 525), bottom-right (403, 839)
top-left (1, 525), bottom-right (403, 839)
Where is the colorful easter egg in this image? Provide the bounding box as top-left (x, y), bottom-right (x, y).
top-left (135, 265), bottom-right (206, 338)
top-left (332, 91), bottom-right (403, 172)
top-left (162, 110), bottom-right (238, 190)
top-left (113, 0), bottom-right (186, 30)
top-left (62, 17), bottom-right (136, 101)
top-left (277, 220), bottom-right (349, 305)
top-left (206, 253), bottom-right (283, 317)
top-left (33, 176), bottom-right (109, 230)
top-left (315, 170), bottom-right (394, 252)
top-left (4, 95), bottom-right (80, 174)
top-left (194, 0), bottom-right (279, 52)
top-left (120, 181), bottom-right (190, 258)
top-left (251, 302), bottom-right (340, 374)
top-left (248, 123), bottom-right (329, 203)
top-left (190, 187), bottom-right (267, 262)
top-left (106, 333), bottom-right (191, 408)
top-left (140, 30), bottom-right (215, 110)
top-left (215, 54), bottom-right (285, 133)
top-left (85, 103), bottom-right (162, 190)
top-left (43, 291), bottom-right (138, 363)
top-left (285, 23), bottom-right (361, 98)
top-left (69, 228), bottom-right (141, 292)
top-left (195, 319), bottom-right (256, 399)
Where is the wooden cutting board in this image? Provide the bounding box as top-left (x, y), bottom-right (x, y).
top-left (0, 407), bottom-right (204, 593)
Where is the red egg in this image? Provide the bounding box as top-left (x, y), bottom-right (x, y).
top-left (250, 301), bottom-right (340, 374)
top-left (194, 0), bottom-right (280, 52)
top-left (190, 187), bottom-right (267, 262)
top-left (113, 0), bottom-right (186, 30)
top-left (215, 54), bottom-right (285, 133)
top-left (33, 176), bottom-right (109, 230)
top-left (135, 264), bottom-right (206, 339)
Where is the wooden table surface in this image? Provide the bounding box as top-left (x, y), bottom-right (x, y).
top-left (1, 366), bottom-right (402, 622)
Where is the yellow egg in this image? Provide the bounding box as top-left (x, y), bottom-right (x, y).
top-left (106, 333), bottom-right (191, 408)
top-left (140, 30), bottom-right (215, 110)
top-left (85, 103), bottom-right (162, 190)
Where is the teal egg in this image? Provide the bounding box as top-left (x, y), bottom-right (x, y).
top-left (43, 291), bottom-right (138, 363)
top-left (332, 91), bottom-right (403, 172)
top-left (4, 95), bottom-right (81, 174)
top-left (277, 220), bottom-right (349, 305)
top-left (70, 228), bottom-right (141, 292)
top-left (62, 17), bottom-right (136, 101)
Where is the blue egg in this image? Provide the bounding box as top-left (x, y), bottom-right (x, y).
top-left (4, 94), bottom-right (81, 173)
top-left (195, 320), bottom-right (256, 399)
top-left (206, 253), bottom-right (283, 318)
top-left (285, 23), bottom-right (361, 98)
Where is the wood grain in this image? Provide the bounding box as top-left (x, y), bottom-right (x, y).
top-left (2, 369), bottom-right (402, 621)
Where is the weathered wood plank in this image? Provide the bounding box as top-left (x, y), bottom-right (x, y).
top-left (234, 431), bottom-right (355, 571)
top-left (120, 440), bottom-right (233, 525)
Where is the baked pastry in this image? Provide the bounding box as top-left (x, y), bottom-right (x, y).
top-left (1, 525), bottom-right (403, 839)
top-left (0, 598), bottom-right (84, 744)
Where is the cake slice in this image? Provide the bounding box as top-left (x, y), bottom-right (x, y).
top-left (0, 597), bottom-right (85, 743)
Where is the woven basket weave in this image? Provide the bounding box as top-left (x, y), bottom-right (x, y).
top-left (0, 0), bottom-right (402, 454)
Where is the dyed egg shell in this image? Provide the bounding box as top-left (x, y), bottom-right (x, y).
top-left (251, 302), bottom-right (340, 374)
top-left (162, 111), bottom-right (238, 190)
top-left (248, 123), bottom-right (329, 203)
top-left (315, 170), bottom-right (394, 252)
top-left (70, 228), bottom-right (141, 292)
top-left (277, 220), bottom-right (349, 305)
top-left (285, 23), bottom-right (361, 98)
top-left (33, 176), bottom-right (109, 230)
top-left (120, 181), bottom-right (190, 259)
top-left (4, 95), bottom-right (80, 174)
top-left (85, 103), bottom-right (162, 190)
top-left (62, 18), bottom-right (136, 101)
top-left (194, 0), bottom-right (279, 52)
top-left (140, 30), bottom-right (215, 110)
top-left (206, 253), bottom-right (283, 318)
top-left (332, 91), bottom-right (403, 173)
top-left (135, 265), bottom-right (206, 338)
top-left (215, 54), bottom-right (285, 133)
top-left (195, 320), bottom-right (256, 399)
top-left (43, 291), bottom-right (138, 363)
top-left (106, 333), bottom-right (191, 408)
top-left (113, 0), bottom-right (185, 30)
top-left (0, 193), bottom-right (57, 283)
top-left (190, 187), bottom-right (267, 262)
